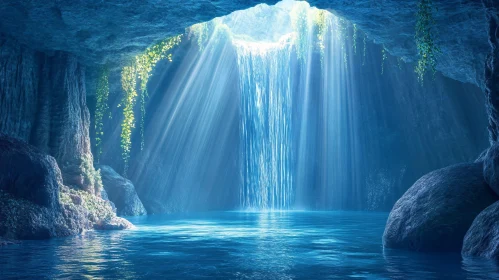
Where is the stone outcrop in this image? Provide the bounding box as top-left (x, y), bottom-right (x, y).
top-left (462, 200), bottom-right (499, 259)
top-left (0, 1), bottom-right (488, 88)
top-left (383, 163), bottom-right (498, 252)
top-left (483, 143), bottom-right (499, 195)
top-left (484, 0), bottom-right (499, 143)
top-left (0, 135), bottom-right (60, 209)
top-left (99, 165), bottom-right (147, 216)
top-left (0, 136), bottom-right (132, 240)
top-left (0, 37), bottom-right (100, 195)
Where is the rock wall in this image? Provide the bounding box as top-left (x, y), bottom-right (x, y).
top-left (0, 37), bottom-right (39, 141)
top-left (0, 1), bottom-right (488, 88)
top-left (484, 0), bottom-right (499, 143)
top-left (0, 37), bottom-right (99, 195)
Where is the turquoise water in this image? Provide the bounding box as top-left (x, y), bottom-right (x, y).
top-left (1, 211), bottom-right (498, 279)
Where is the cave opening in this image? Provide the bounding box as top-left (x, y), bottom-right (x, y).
top-left (1, 0), bottom-right (499, 278)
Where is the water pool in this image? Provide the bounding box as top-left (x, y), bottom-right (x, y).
top-left (1, 211), bottom-right (498, 279)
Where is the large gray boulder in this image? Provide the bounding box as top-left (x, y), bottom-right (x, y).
top-left (99, 165), bottom-right (147, 216)
top-left (0, 135), bottom-right (60, 209)
top-left (0, 136), bottom-right (132, 240)
top-left (383, 162), bottom-right (498, 252)
top-left (462, 200), bottom-right (499, 259)
top-left (483, 143), bottom-right (499, 196)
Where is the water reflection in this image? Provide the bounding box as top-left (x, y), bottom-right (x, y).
top-left (1, 212), bottom-right (499, 279)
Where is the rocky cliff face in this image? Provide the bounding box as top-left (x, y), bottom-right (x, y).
top-left (484, 0), bottom-right (499, 143)
top-left (0, 37), bottom-right (99, 195)
top-left (0, 0), bottom-right (488, 88)
top-left (0, 37), bottom-right (39, 141)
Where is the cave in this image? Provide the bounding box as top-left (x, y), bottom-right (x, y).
top-left (1, 0), bottom-right (499, 278)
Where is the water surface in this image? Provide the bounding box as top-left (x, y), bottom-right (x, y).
top-left (1, 211), bottom-right (498, 279)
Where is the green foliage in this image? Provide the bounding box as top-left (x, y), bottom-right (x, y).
top-left (314, 10), bottom-right (328, 66)
top-left (292, 5), bottom-right (310, 64)
top-left (415, 0), bottom-right (439, 84)
top-left (120, 65), bottom-right (137, 176)
top-left (94, 66), bottom-right (109, 163)
top-left (78, 153), bottom-right (103, 195)
top-left (189, 22), bottom-right (209, 51)
top-left (119, 35), bottom-right (182, 176)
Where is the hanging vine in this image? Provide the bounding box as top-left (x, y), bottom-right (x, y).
top-left (415, 0), bottom-right (439, 84)
top-left (189, 23), bottom-right (209, 51)
top-left (119, 35), bottom-right (182, 176)
top-left (314, 10), bottom-right (328, 66)
top-left (94, 66), bottom-right (110, 163)
top-left (120, 65), bottom-right (137, 176)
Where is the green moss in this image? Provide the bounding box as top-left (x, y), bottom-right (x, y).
top-left (415, 0), bottom-right (439, 84)
top-left (94, 66), bottom-right (110, 163)
top-left (120, 35), bottom-right (182, 176)
top-left (80, 154), bottom-right (102, 196)
top-left (292, 4), bottom-right (310, 65)
top-left (314, 10), bottom-right (328, 66)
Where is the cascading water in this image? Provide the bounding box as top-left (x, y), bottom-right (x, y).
top-left (236, 38), bottom-right (295, 210)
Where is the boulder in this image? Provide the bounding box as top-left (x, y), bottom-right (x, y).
top-left (0, 135), bottom-right (60, 209)
top-left (94, 217), bottom-right (134, 231)
top-left (0, 137), bottom-right (133, 240)
top-left (483, 143), bottom-right (499, 196)
top-left (99, 165), bottom-right (147, 216)
top-left (383, 162), bottom-right (499, 252)
top-left (462, 200), bottom-right (499, 259)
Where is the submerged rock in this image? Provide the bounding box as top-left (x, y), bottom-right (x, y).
top-left (383, 162), bottom-right (498, 252)
top-left (462, 200), bottom-right (499, 259)
top-left (99, 165), bottom-right (147, 216)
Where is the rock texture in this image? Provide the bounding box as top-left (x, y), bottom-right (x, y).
top-left (0, 37), bottom-right (39, 140)
top-left (0, 135), bottom-right (132, 240)
top-left (462, 200), bottom-right (499, 259)
top-left (0, 37), bottom-right (100, 195)
top-left (0, 0), bottom-right (489, 88)
top-left (484, 0), bottom-right (499, 142)
top-left (383, 162), bottom-right (498, 252)
top-left (483, 143), bottom-right (499, 195)
top-left (0, 136), bottom-right (60, 209)
top-left (99, 165), bottom-right (147, 216)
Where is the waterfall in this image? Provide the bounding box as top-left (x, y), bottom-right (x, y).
top-left (236, 39), bottom-right (295, 210)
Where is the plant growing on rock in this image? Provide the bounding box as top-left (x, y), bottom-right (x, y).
top-left (94, 66), bottom-right (109, 163)
top-left (292, 4), bottom-right (310, 64)
top-left (314, 10), bottom-right (329, 66)
top-left (119, 35), bottom-right (182, 176)
top-left (415, 0), bottom-right (440, 84)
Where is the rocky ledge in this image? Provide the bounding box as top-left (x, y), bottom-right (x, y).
top-left (384, 144), bottom-right (499, 259)
top-left (0, 135), bottom-right (132, 240)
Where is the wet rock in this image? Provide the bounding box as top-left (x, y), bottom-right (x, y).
top-left (483, 143), bottom-right (499, 195)
top-left (0, 1), bottom-right (487, 87)
top-left (94, 217), bottom-right (133, 231)
top-left (0, 135), bottom-right (60, 209)
top-left (0, 137), bottom-right (132, 240)
top-left (99, 165), bottom-right (147, 216)
top-left (462, 200), bottom-right (499, 259)
top-left (476, 148), bottom-right (489, 163)
top-left (383, 162), bottom-right (499, 252)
